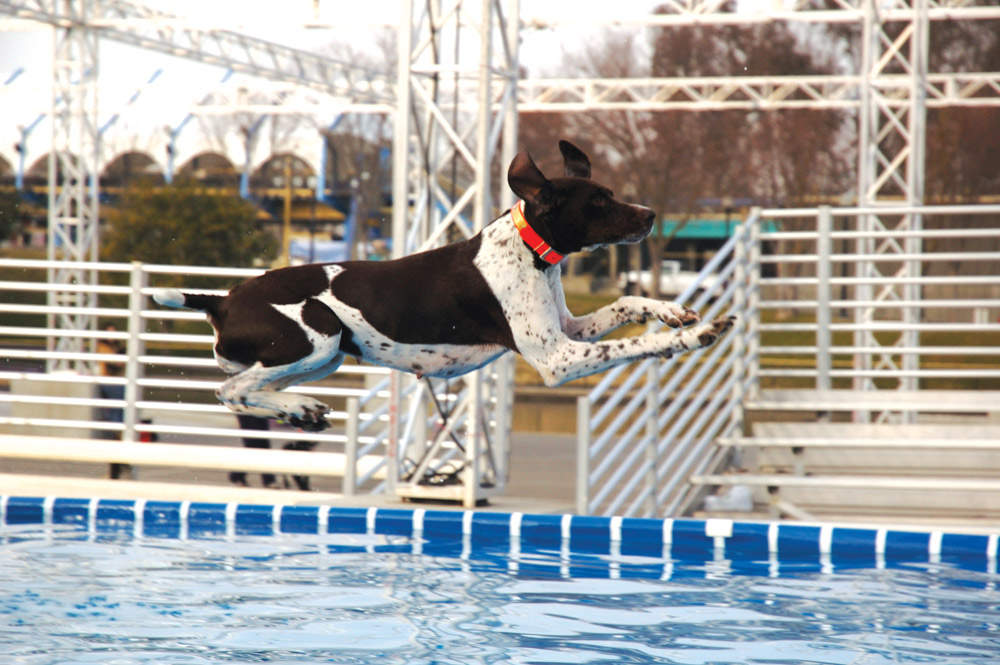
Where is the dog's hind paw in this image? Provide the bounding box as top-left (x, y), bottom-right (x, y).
top-left (289, 415), bottom-right (330, 432)
top-left (287, 400), bottom-right (331, 432)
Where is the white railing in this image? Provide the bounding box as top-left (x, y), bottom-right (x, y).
top-left (0, 259), bottom-right (391, 493)
top-left (577, 203), bottom-right (1000, 518)
top-left (1, 257), bottom-right (513, 499)
top-left (575, 222), bottom-right (757, 518)
top-left (749, 204), bottom-right (1000, 397)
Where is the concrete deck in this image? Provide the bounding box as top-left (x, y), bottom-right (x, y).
top-left (0, 431), bottom-right (578, 514)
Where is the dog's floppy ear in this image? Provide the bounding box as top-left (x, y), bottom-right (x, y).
top-left (508, 149), bottom-right (552, 204)
top-left (559, 140), bottom-right (591, 179)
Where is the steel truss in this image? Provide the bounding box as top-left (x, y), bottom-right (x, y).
top-left (855, 0), bottom-right (933, 419)
top-left (46, 0), bottom-right (100, 371)
top-left (4, 0), bottom-right (999, 481)
top-left (387, 0), bottom-right (520, 505)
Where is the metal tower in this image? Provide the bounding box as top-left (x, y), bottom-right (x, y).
top-left (47, 0), bottom-right (101, 371)
top-left (855, 0), bottom-right (930, 421)
top-left (389, 0), bottom-right (520, 505)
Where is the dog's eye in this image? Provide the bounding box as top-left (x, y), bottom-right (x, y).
top-left (592, 192), bottom-right (610, 208)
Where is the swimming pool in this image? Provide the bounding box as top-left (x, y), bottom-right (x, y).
top-left (2, 496), bottom-right (999, 664)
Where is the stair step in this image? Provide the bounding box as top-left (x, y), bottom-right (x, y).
top-left (746, 389), bottom-right (1000, 414)
top-left (691, 473), bottom-right (1000, 492)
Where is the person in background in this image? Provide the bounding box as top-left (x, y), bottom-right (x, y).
top-left (95, 323), bottom-right (131, 479)
top-left (231, 414), bottom-right (277, 488)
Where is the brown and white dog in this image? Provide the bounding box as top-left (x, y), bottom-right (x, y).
top-left (154, 141), bottom-right (734, 431)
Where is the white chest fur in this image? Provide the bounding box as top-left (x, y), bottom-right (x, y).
top-left (316, 265), bottom-right (507, 378)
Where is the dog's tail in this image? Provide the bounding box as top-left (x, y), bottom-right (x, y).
top-left (152, 289), bottom-right (223, 315)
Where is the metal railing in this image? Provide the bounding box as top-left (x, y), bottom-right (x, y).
top-left (749, 204), bottom-right (1000, 397)
top-left (575, 222), bottom-right (756, 518)
top-left (1, 257), bottom-right (513, 499)
top-left (0, 259), bottom-right (391, 493)
top-left (576, 203), bottom-right (1000, 518)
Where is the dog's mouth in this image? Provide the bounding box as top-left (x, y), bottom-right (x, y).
top-left (617, 206), bottom-right (657, 244)
top-left (620, 224), bottom-right (654, 244)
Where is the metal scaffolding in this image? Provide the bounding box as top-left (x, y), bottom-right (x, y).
top-left (388, 0), bottom-right (520, 505)
top-left (3, 0), bottom-right (999, 485)
top-left (46, 0), bottom-right (100, 371)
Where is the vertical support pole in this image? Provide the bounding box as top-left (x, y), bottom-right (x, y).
top-left (729, 220), bottom-right (748, 446)
top-left (463, 388), bottom-right (481, 509)
top-left (901, 0), bottom-right (928, 414)
top-left (122, 261), bottom-right (145, 445)
top-left (816, 206), bottom-right (832, 394)
top-left (459, 0), bottom-right (499, 509)
top-left (344, 396), bottom-right (360, 496)
top-left (48, 0), bottom-right (101, 372)
top-left (576, 396), bottom-right (591, 515)
top-left (745, 208), bottom-right (762, 404)
top-left (644, 360), bottom-right (660, 517)
top-left (385, 370), bottom-right (401, 495)
top-left (391, 0), bottom-right (414, 262)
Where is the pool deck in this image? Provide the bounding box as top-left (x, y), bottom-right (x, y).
top-left (0, 431), bottom-right (578, 514)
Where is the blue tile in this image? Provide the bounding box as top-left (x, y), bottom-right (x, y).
top-left (280, 506), bottom-right (320, 534)
top-left (421, 510), bottom-right (465, 538)
top-left (570, 515), bottom-right (611, 553)
top-left (235, 504), bottom-right (276, 536)
top-left (142, 501), bottom-right (182, 538)
top-left (471, 512), bottom-right (511, 544)
top-left (727, 522), bottom-right (770, 560)
top-left (374, 508), bottom-right (414, 536)
top-left (188, 502), bottom-right (228, 536)
top-left (4, 497), bottom-right (45, 525)
top-left (885, 530), bottom-right (931, 560)
top-left (52, 498), bottom-right (91, 527)
top-left (326, 507), bottom-right (367, 534)
top-left (831, 527), bottom-right (877, 555)
top-left (778, 525), bottom-right (822, 558)
top-left (830, 527), bottom-right (878, 568)
top-left (672, 520), bottom-right (713, 554)
top-left (620, 518), bottom-right (667, 557)
top-left (941, 533), bottom-right (990, 558)
top-left (518, 513), bottom-right (563, 548)
top-left (96, 499), bottom-right (137, 530)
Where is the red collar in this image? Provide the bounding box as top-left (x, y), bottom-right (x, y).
top-left (511, 200), bottom-right (564, 265)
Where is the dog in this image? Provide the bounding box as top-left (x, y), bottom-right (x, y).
top-left (154, 140), bottom-right (735, 431)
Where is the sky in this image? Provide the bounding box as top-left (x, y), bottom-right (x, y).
top-left (0, 0), bottom-right (685, 157)
top-left (0, 0), bottom-right (783, 172)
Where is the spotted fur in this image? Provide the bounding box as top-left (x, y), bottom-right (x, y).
top-left (153, 140), bottom-right (735, 431)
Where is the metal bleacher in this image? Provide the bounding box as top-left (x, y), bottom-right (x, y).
top-left (689, 206), bottom-right (1000, 526)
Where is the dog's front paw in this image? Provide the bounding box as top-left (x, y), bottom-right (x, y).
top-left (656, 303), bottom-right (702, 329)
top-left (696, 315), bottom-right (737, 348)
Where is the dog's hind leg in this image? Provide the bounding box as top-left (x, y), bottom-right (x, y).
top-left (216, 363), bottom-right (334, 429)
top-left (217, 349), bottom-right (345, 431)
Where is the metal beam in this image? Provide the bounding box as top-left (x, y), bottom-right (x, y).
top-left (0, 0), bottom-right (394, 103)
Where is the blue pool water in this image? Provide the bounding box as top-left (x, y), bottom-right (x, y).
top-left (2, 497), bottom-right (999, 664)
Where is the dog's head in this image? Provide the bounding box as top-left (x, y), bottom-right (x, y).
top-left (507, 140), bottom-right (656, 257)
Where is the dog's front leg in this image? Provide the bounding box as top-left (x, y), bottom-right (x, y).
top-left (523, 316), bottom-right (735, 387)
top-left (551, 274), bottom-right (700, 341)
top-left (561, 296), bottom-right (702, 342)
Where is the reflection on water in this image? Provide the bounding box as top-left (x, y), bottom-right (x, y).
top-left (1, 528), bottom-right (999, 664)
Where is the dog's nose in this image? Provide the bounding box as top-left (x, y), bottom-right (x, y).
top-left (634, 205), bottom-right (655, 227)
